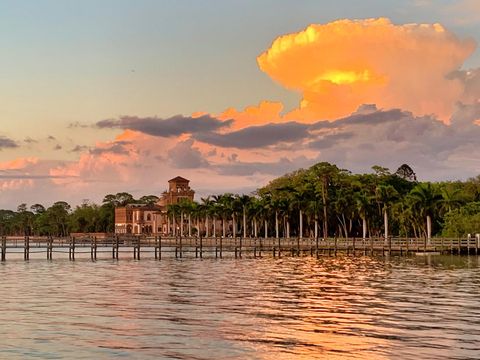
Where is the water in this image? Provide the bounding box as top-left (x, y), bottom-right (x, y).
top-left (1, 253), bottom-right (479, 359)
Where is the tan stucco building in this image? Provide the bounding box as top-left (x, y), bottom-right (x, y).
top-left (114, 176), bottom-right (194, 235)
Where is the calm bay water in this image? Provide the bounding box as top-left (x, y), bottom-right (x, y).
top-left (0, 252), bottom-right (479, 359)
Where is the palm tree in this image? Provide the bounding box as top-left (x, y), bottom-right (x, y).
top-left (409, 183), bottom-right (442, 241)
top-left (200, 196), bottom-right (213, 237)
top-left (218, 193), bottom-right (235, 237)
top-left (440, 186), bottom-right (464, 215)
top-left (269, 198), bottom-right (282, 239)
top-left (235, 194), bottom-right (251, 238)
top-left (248, 197), bottom-right (264, 238)
top-left (311, 162), bottom-right (342, 239)
top-left (375, 185), bottom-right (399, 241)
top-left (178, 199), bottom-right (195, 237)
top-left (355, 191), bottom-right (370, 240)
top-left (166, 203), bottom-right (181, 236)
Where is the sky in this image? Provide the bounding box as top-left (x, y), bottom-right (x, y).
top-left (1, 0), bottom-right (480, 209)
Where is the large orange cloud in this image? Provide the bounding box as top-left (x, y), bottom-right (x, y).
top-left (257, 18), bottom-right (476, 122)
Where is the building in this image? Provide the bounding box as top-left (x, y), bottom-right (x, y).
top-left (114, 176), bottom-right (195, 235)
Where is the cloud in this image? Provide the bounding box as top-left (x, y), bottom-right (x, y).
top-left (195, 122), bottom-right (310, 149)
top-left (218, 101), bottom-right (284, 129)
top-left (70, 145), bottom-right (89, 153)
top-left (167, 138), bottom-right (210, 169)
top-left (96, 114), bottom-right (233, 137)
top-left (0, 157), bottom-right (38, 171)
top-left (89, 141), bottom-right (131, 155)
top-left (0, 136), bottom-right (18, 150)
top-left (257, 18), bottom-right (476, 122)
top-left (214, 156), bottom-right (312, 176)
top-left (2, 17), bottom-right (480, 208)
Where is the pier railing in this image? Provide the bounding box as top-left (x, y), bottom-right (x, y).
top-left (0, 235), bottom-right (479, 261)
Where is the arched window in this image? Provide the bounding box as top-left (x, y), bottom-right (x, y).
top-left (147, 213), bottom-right (151, 221)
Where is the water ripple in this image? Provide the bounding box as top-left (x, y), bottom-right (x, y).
top-left (0, 255), bottom-right (478, 359)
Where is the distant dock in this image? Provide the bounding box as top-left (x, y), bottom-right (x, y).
top-left (0, 236), bottom-right (478, 261)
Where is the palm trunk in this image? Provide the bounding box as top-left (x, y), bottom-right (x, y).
top-left (243, 207), bottom-right (247, 238)
top-left (180, 212), bottom-right (184, 237)
top-left (254, 218), bottom-right (257, 238)
top-left (286, 217), bottom-right (290, 239)
top-left (188, 214), bottom-right (192, 237)
top-left (427, 215), bottom-right (432, 244)
top-left (222, 217), bottom-right (226, 238)
top-left (275, 211), bottom-right (279, 239)
top-left (205, 216), bottom-right (209, 237)
top-left (322, 180), bottom-right (328, 239)
top-left (362, 217), bottom-right (367, 240)
top-left (299, 210), bottom-right (303, 239)
top-left (314, 219), bottom-right (318, 239)
top-left (167, 216), bottom-right (171, 236)
top-left (232, 213), bottom-right (236, 239)
top-left (384, 207), bottom-right (388, 242)
top-left (264, 219), bottom-right (268, 238)
top-left (213, 217), bottom-right (216, 238)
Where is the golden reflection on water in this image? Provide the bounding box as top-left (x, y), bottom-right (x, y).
top-left (0, 254), bottom-right (479, 359)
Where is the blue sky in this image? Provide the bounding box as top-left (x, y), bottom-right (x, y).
top-left (0, 0), bottom-right (480, 208)
top-left (1, 0), bottom-right (479, 142)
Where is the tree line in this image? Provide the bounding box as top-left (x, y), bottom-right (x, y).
top-left (1, 162), bottom-right (480, 238)
top-left (166, 163), bottom-right (480, 239)
top-left (0, 193), bottom-right (159, 236)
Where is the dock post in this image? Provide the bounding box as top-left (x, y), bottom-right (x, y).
top-left (112, 235), bottom-right (116, 259)
top-left (1, 236), bottom-right (6, 261)
top-left (278, 237), bottom-right (281, 258)
top-left (200, 235), bottom-right (203, 259)
top-left (467, 234), bottom-right (471, 255)
top-left (159, 236), bottom-right (162, 260)
top-left (116, 236), bottom-right (120, 259)
top-left (352, 237), bottom-right (356, 256)
top-left (458, 238), bottom-right (461, 255)
top-left (154, 236), bottom-right (158, 260)
top-left (334, 237), bottom-right (338, 256)
top-left (24, 236), bottom-right (30, 261)
top-left (137, 236), bottom-right (141, 260)
top-left (47, 236), bottom-right (52, 260)
top-left (220, 237), bottom-right (223, 258)
top-left (239, 237), bottom-right (242, 258)
top-left (475, 234), bottom-right (480, 255)
top-left (72, 237), bottom-right (76, 261)
top-left (259, 238), bottom-right (263, 258)
top-left (133, 237), bottom-right (137, 259)
top-left (179, 236), bottom-right (182, 258)
top-left (91, 236), bottom-right (95, 261)
top-left (388, 236), bottom-right (392, 255)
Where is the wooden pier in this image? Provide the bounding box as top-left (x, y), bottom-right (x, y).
top-left (0, 235), bottom-right (479, 261)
